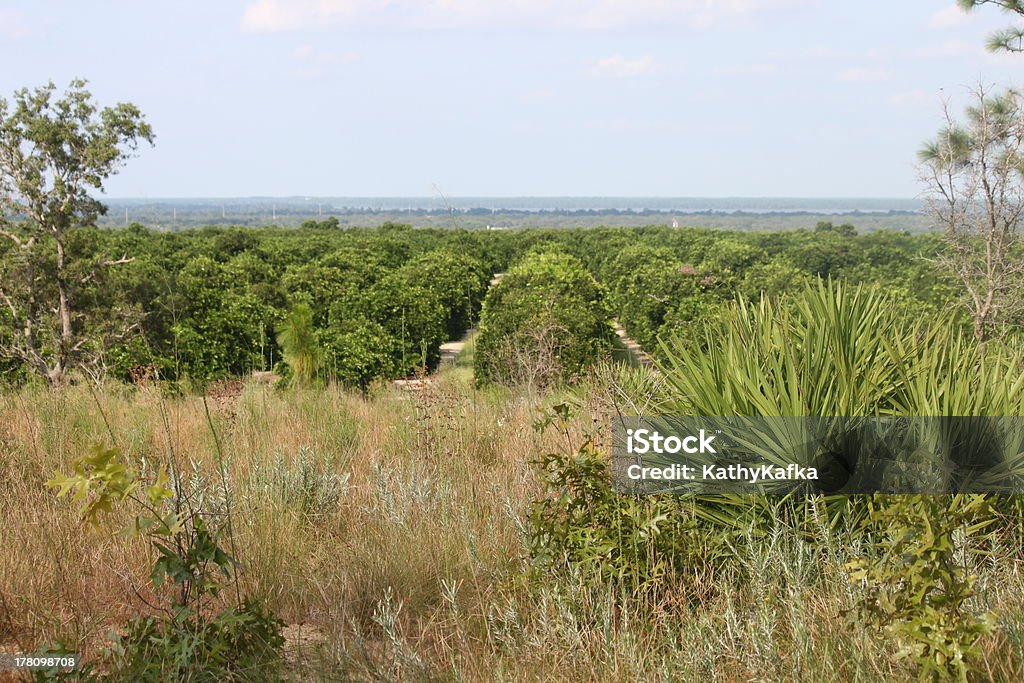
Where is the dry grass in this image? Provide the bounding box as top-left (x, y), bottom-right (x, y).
top-left (0, 368), bottom-right (550, 677)
top-left (2, 366), bottom-right (1024, 681)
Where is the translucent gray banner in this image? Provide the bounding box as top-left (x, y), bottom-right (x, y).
top-left (612, 416), bottom-right (1024, 494)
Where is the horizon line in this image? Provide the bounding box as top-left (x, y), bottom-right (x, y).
top-left (102, 194), bottom-right (920, 201)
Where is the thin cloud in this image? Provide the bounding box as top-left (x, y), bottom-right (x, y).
top-left (588, 54), bottom-right (657, 79)
top-left (911, 39), bottom-right (972, 59)
top-left (908, 39), bottom-right (1024, 63)
top-left (0, 9), bottom-right (27, 39)
top-left (838, 67), bottom-right (891, 83)
top-left (292, 43), bottom-right (360, 79)
top-left (293, 44), bottom-right (360, 64)
top-left (807, 45), bottom-right (837, 59)
top-left (720, 62), bottom-right (778, 76)
top-left (889, 89), bottom-right (933, 106)
top-left (983, 48), bottom-right (1024, 65)
top-left (523, 88), bottom-right (555, 101)
top-left (928, 4), bottom-right (972, 29)
top-left (241, 0), bottom-right (814, 33)
top-left (805, 45), bottom-right (888, 61)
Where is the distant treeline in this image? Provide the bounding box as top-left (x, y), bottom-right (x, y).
top-left (97, 203), bottom-right (933, 233)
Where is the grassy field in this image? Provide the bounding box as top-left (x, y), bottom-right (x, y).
top-left (3, 355), bottom-right (1024, 681)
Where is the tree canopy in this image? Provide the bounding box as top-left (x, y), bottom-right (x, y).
top-left (0, 80), bottom-right (153, 384)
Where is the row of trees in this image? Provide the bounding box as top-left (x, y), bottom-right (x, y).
top-left (0, 220), bottom-right (499, 387)
top-left (2, 213), bottom-right (1019, 389)
top-left (466, 224), bottom-right (969, 389)
top-left (0, 215), bottom-right (1009, 388)
top-left (588, 224), bottom-right (960, 356)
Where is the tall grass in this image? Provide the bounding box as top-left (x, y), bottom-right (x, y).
top-left (3, 315), bottom-right (1024, 679)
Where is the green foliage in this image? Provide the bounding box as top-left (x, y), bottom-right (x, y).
top-left (699, 237), bottom-right (767, 280)
top-left (656, 279), bottom-right (1022, 419)
top-left (101, 596), bottom-right (285, 683)
top-left (529, 404), bottom-right (716, 591)
top-left (0, 222), bottom-right (509, 385)
top-left (35, 598), bottom-right (286, 682)
top-left (0, 221), bottom-right (979, 389)
top-left (386, 251), bottom-right (490, 340)
top-left (918, 86), bottom-right (1024, 341)
top-left (815, 221), bottom-right (857, 236)
top-left (653, 280), bottom-right (1024, 528)
top-left (47, 444), bottom-right (174, 529)
top-left (363, 273), bottom-right (448, 375)
top-left (647, 282), bottom-right (1018, 682)
top-left (170, 255), bottom-right (276, 381)
top-left (475, 251), bottom-right (615, 387)
top-left (589, 226), bottom-right (958, 359)
top-left (847, 495), bottom-right (996, 681)
top-left (276, 302), bottom-right (322, 387)
top-left (601, 245), bottom-right (712, 350)
top-left (958, 0), bottom-right (1024, 52)
top-left (319, 319), bottom-right (399, 388)
top-left (46, 444), bottom-right (285, 680)
top-left (658, 281), bottom-right (913, 417)
top-left (0, 80), bottom-right (153, 385)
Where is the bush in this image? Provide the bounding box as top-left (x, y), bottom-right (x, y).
top-left (319, 319), bottom-right (400, 388)
top-left (251, 447), bottom-right (350, 516)
top-left (530, 404), bottom-right (718, 592)
top-left (385, 250), bottom-right (490, 340)
top-left (46, 444), bottom-right (286, 681)
top-left (101, 596), bottom-right (285, 682)
top-left (475, 251), bottom-right (614, 387)
top-left (363, 275), bottom-right (447, 375)
top-left (846, 495), bottom-right (995, 681)
top-left (276, 302), bottom-right (322, 388)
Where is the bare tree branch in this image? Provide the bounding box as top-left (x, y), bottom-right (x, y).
top-left (919, 84), bottom-right (1024, 341)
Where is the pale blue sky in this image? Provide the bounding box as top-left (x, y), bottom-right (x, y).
top-left (1, 0), bottom-right (1022, 198)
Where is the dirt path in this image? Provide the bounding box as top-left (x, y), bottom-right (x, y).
top-left (614, 323), bottom-right (654, 367)
top-left (395, 274), bottom-right (503, 390)
top-left (440, 329), bottom-right (474, 365)
top-left (397, 274), bottom-right (654, 391)
top-left (438, 273), bottom-right (503, 365)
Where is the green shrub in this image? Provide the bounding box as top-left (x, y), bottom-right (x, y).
top-left (385, 250), bottom-right (490, 340)
top-left (276, 302), bottom-right (322, 388)
top-left (529, 403), bottom-right (721, 592)
top-left (846, 495), bottom-right (995, 681)
top-left (475, 251), bottom-right (614, 387)
top-left (46, 444), bottom-right (285, 681)
top-left (362, 274), bottom-right (448, 375)
top-left (99, 596), bottom-right (285, 682)
top-left (319, 319), bottom-right (399, 388)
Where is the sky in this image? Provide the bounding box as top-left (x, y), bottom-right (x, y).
top-left (1, 0), bottom-right (1023, 198)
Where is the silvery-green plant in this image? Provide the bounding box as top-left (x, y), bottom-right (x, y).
top-left (251, 447), bottom-right (349, 516)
